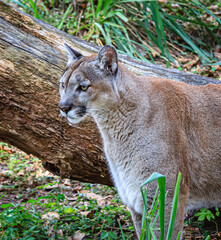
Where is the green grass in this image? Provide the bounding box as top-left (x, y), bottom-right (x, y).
top-left (1, 143), bottom-right (221, 240)
top-left (0, 195), bottom-right (133, 239)
top-left (139, 172), bottom-right (181, 240)
top-left (4, 0), bottom-right (220, 67)
top-left (0, 143), bottom-right (134, 240)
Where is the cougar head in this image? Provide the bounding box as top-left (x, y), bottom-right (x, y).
top-left (59, 44), bottom-right (119, 124)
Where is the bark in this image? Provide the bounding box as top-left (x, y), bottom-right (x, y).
top-left (0, 2), bottom-right (220, 186)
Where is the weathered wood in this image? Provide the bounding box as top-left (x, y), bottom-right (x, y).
top-left (0, 2), bottom-right (220, 186)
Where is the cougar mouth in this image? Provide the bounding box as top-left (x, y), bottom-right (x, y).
top-left (75, 106), bottom-right (87, 117)
top-left (64, 106), bottom-right (87, 124)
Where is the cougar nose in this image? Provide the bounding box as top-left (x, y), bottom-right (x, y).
top-left (59, 102), bottom-right (72, 114)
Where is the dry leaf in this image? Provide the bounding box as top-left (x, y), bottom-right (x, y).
top-left (0, 172), bottom-right (7, 177)
top-left (66, 196), bottom-right (78, 201)
top-left (214, 52), bottom-right (221, 59)
top-left (79, 189), bottom-right (89, 194)
top-left (63, 179), bottom-right (72, 186)
top-left (45, 183), bottom-right (60, 190)
top-left (48, 225), bottom-right (54, 238)
top-left (73, 231), bottom-right (85, 240)
top-left (80, 210), bottom-right (90, 217)
top-left (80, 210), bottom-right (95, 218)
top-left (210, 5), bottom-right (219, 10)
top-left (17, 170), bottom-right (24, 176)
top-left (171, 4), bottom-right (179, 8)
top-left (41, 212), bottom-right (60, 221)
top-left (2, 146), bottom-right (12, 154)
top-left (183, 58), bottom-right (200, 69)
top-left (73, 185), bottom-right (82, 192)
top-left (57, 229), bottom-right (63, 237)
top-left (80, 191), bottom-right (112, 207)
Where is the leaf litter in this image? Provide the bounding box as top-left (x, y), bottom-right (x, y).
top-left (0, 142), bottom-right (135, 239)
top-left (1, 143), bottom-right (221, 239)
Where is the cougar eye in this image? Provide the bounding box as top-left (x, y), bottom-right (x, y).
top-left (80, 84), bottom-right (89, 91)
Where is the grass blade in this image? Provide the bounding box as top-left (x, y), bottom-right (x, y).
top-left (163, 15), bottom-right (211, 62)
top-left (90, 0), bottom-right (96, 19)
top-left (176, 232), bottom-right (181, 240)
top-left (191, 0), bottom-right (221, 25)
top-left (10, 0), bottom-right (32, 11)
top-left (95, 0), bottom-right (103, 18)
top-left (28, 0), bottom-right (40, 19)
top-left (141, 172), bottom-right (166, 240)
top-left (72, 23), bottom-right (93, 35)
top-left (166, 172), bottom-right (181, 240)
top-left (104, 24), bottom-right (112, 45)
top-left (115, 12), bottom-right (129, 22)
top-left (150, 2), bottom-right (169, 58)
top-left (57, 5), bottom-right (73, 30)
top-left (141, 188), bottom-right (148, 226)
top-left (140, 214), bottom-right (147, 240)
top-left (94, 22), bottom-right (108, 40)
top-left (117, 219), bottom-right (126, 240)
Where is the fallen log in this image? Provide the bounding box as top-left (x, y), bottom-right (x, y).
top-left (0, 2), bottom-right (220, 186)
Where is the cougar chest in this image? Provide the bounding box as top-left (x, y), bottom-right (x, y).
top-left (104, 139), bottom-right (143, 215)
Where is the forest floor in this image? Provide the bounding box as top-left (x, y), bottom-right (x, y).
top-left (0, 143), bottom-right (221, 240)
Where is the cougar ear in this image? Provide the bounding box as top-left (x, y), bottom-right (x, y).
top-left (64, 43), bottom-right (83, 65)
top-left (96, 45), bottom-right (118, 75)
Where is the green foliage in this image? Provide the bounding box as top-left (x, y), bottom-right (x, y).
top-left (5, 0), bottom-right (220, 65)
top-left (0, 194), bottom-right (133, 239)
top-left (1, 144), bottom-right (221, 239)
top-left (9, 0), bottom-right (40, 18)
top-left (0, 143), bottom-right (134, 239)
top-left (195, 208), bottom-right (216, 222)
top-left (194, 208), bottom-right (220, 233)
top-left (71, 0), bottom-right (129, 45)
top-left (101, 231), bottom-right (117, 239)
top-left (140, 172), bottom-right (181, 240)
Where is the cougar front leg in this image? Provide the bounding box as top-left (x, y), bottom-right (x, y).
top-left (130, 208), bottom-right (142, 239)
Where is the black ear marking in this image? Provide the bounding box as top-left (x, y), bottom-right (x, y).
top-left (64, 43), bottom-right (83, 65)
top-left (96, 45), bottom-right (118, 75)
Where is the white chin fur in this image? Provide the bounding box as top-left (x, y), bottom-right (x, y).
top-left (67, 117), bottom-right (84, 124)
top-left (60, 110), bottom-right (67, 117)
top-left (60, 110), bottom-right (84, 124)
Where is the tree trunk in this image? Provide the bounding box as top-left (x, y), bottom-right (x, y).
top-left (0, 2), bottom-right (220, 186)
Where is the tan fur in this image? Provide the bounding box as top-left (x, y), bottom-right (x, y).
top-left (59, 46), bottom-right (221, 239)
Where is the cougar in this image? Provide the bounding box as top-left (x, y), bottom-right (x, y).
top-left (58, 44), bottom-right (221, 239)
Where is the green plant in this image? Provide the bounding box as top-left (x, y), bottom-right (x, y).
top-left (0, 192), bottom-right (134, 239)
top-left (101, 230), bottom-right (117, 239)
top-left (126, 0), bottom-right (220, 64)
top-left (6, 0), bottom-right (220, 66)
top-left (0, 202), bottom-right (46, 239)
top-left (195, 208), bottom-right (220, 233)
top-left (71, 0), bottom-right (135, 58)
top-left (0, 142), bottom-right (135, 239)
top-left (9, 0), bottom-right (40, 18)
top-left (140, 172), bottom-right (181, 240)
